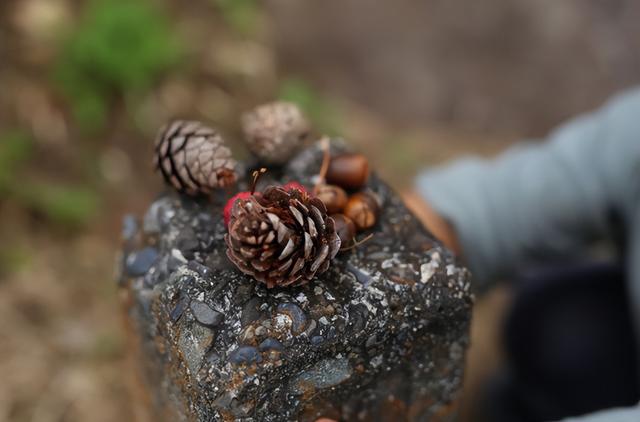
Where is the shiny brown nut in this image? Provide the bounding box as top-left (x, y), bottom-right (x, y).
top-left (344, 192), bottom-right (380, 230)
top-left (316, 184), bottom-right (348, 214)
top-left (326, 153), bottom-right (369, 190)
top-left (331, 214), bottom-right (356, 248)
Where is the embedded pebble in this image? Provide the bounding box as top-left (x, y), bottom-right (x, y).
top-left (121, 215), bottom-right (138, 241)
top-left (187, 261), bottom-right (213, 279)
top-left (229, 346), bottom-right (262, 364)
top-left (259, 338), bottom-right (283, 351)
top-left (178, 323), bottom-right (214, 375)
top-left (290, 358), bottom-right (352, 394)
top-left (241, 298), bottom-right (263, 327)
top-left (421, 260), bottom-right (439, 283)
top-left (276, 303), bottom-right (307, 335)
top-left (310, 335), bottom-right (324, 345)
top-left (126, 247), bottom-right (159, 277)
top-left (170, 295), bottom-right (190, 322)
top-left (190, 300), bottom-right (224, 327)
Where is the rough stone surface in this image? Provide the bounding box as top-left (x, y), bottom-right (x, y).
top-left (118, 142), bottom-right (473, 421)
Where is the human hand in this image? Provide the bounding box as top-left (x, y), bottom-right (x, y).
top-left (402, 190), bottom-right (461, 255)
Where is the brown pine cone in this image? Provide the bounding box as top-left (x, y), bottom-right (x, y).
top-left (241, 101), bottom-right (310, 165)
top-left (225, 186), bottom-right (341, 288)
top-left (154, 120), bottom-right (238, 196)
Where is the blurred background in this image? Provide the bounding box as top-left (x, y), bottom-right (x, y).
top-left (1, 0), bottom-right (639, 420)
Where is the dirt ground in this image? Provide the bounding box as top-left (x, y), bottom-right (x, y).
top-left (1, 1), bottom-right (639, 421)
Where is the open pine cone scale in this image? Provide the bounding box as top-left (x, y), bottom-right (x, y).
top-left (225, 186), bottom-right (341, 288)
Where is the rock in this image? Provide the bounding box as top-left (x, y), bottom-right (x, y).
top-left (290, 358), bottom-right (352, 395)
top-left (276, 303), bottom-right (307, 335)
top-left (259, 338), bottom-right (284, 352)
top-left (170, 294), bottom-right (190, 322)
top-left (190, 300), bottom-right (224, 327)
top-left (121, 214), bottom-right (138, 242)
top-left (125, 247), bottom-right (159, 277)
top-left (119, 142), bottom-right (473, 421)
top-left (229, 346), bottom-right (262, 364)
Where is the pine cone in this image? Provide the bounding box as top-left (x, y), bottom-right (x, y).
top-left (241, 101), bottom-right (310, 165)
top-left (225, 186), bottom-right (341, 288)
top-left (154, 120), bottom-right (238, 196)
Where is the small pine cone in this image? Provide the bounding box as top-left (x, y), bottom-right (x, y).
top-left (154, 120), bottom-right (238, 196)
top-left (225, 186), bottom-right (341, 288)
top-left (241, 101), bottom-right (310, 165)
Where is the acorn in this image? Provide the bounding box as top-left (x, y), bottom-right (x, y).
top-left (344, 191), bottom-right (380, 231)
top-left (331, 214), bottom-right (356, 248)
top-left (316, 184), bottom-right (348, 214)
top-left (326, 153), bottom-right (369, 190)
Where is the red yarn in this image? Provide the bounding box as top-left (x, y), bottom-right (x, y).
top-left (224, 191), bottom-right (253, 227)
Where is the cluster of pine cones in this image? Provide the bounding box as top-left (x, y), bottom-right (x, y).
top-left (153, 102), bottom-right (348, 288)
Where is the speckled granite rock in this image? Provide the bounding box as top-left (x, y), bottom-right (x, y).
top-left (118, 142), bottom-right (473, 421)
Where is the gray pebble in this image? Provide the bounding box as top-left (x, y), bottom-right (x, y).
top-left (170, 295), bottom-right (190, 322)
top-left (121, 215), bottom-right (138, 242)
top-left (229, 346), bottom-right (262, 364)
top-left (190, 300), bottom-right (224, 327)
top-left (126, 247), bottom-right (159, 277)
top-left (259, 338), bottom-right (283, 352)
top-left (276, 303), bottom-right (307, 335)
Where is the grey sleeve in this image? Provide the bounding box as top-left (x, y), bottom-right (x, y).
top-left (557, 404), bottom-right (640, 422)
top-left (415, 88), bottom-right (640, 287)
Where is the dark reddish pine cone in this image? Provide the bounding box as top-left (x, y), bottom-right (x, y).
top-left (282, 181), bottom-right (308, 194)
top-left (154, 120), bottom-right (238, 196)
top-left (223, 183), bottom-right (307, 227)
top-left (224, 191), bottom-right (254, 227)
top-left (225, 186), bottom-right (341, 288)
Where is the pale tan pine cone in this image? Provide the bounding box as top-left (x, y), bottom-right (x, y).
top-left (225, 186), bottom-right (341, 288)
top-left (154, 120), bottom-right (237, 196)
top-left (241, 101), bottom-right (310, 165)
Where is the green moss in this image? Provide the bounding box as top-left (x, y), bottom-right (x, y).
top-left (0, 131), bottom-right (33, 193)
top-left (54, 0), bottom-right (182, 132)
top-left (278, 77), bottom-right (342, 136)
top-left (17, 183), bottom-right (100, 229)
top-left (0, 245), bottom-right (31, 278)
top-left (214, 0), bottom-right (260, 36)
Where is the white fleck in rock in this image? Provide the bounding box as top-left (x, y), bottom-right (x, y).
top-left (370, 355), bottom-right (383, 368)
top-left (381, 258), bottom-right (395, 269)
top-left (314, 286), bottom-right (323, 295)
top-left (420, 262), bottom-right (437, 283)
top-left (273, 314), bottom-right (292, 330)
top-left (295, 293), bottom-right (308, 304)
top-left (318, 316), bottom-right (329, 325)
top-left (171, 248), bottom-right (187, 263)
top-left (367, 286), bottom-right (385, 299)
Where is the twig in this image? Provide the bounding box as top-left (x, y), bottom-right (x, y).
top-left (340, 233), bottom-right (374, 251)
top-left (313, 137), bottom-right (331, 195)
top-left (250, 168), bottom-right (267, 195)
